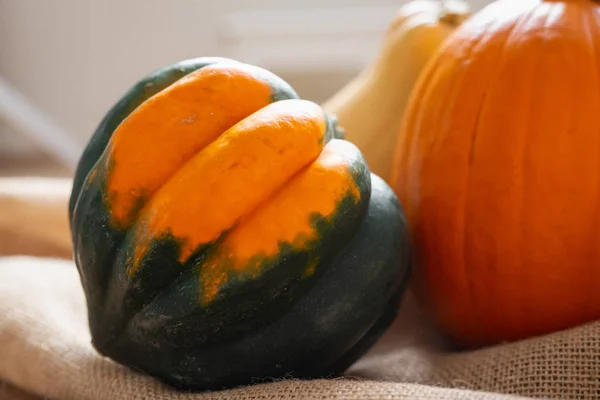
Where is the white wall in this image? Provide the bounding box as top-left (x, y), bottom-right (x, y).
top-left (0, 0), bottom-right (491, 161)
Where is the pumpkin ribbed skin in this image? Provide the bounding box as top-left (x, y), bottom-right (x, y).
top-left (69, 57), bottom-right (412, 390)
top-left (391, 0), bottom-right (600, 349)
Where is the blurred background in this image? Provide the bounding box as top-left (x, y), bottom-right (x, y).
top-left (0, 0), bottom-right (491, 178)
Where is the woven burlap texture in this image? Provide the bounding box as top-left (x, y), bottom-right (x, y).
top-left (1, 256), bottom-right (598, 400)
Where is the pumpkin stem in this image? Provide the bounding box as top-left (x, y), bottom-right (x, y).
top-left (326, 113), bottom-right (345, 140)
top-left (438, 0), bottom-right (470, 26)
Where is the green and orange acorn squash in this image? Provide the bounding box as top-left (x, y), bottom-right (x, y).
top-left (68, 57), bottom-right (412, 390)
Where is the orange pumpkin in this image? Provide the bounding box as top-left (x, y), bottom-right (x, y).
top-left (390, 0), bottom-right (600, 348)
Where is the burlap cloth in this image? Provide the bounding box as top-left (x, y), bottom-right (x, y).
top-left (1, 255), bottom-right (599, 400)
top-left (0, 177), bottom-right (599, 399)
top-left (0, 178), bottom-right (72, 260)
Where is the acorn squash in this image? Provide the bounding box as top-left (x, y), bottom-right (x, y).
top-left (68, 57), bottom-right (412, 390)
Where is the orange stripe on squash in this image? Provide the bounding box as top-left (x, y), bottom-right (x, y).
top-left (129, 99), bottom-right (327, 274)
top-left (105, 64), bottom-right (274, 228)
top-left (198, 139), bottom-right (362, 304)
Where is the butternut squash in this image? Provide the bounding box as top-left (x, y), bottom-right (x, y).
top-left (322, 0), bottom-right (470, 182)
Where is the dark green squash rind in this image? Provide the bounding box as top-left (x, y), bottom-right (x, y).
top-left (96, 173), bottom-right (411, 391)
top-left (93, 139), bottom-right (371, 355)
